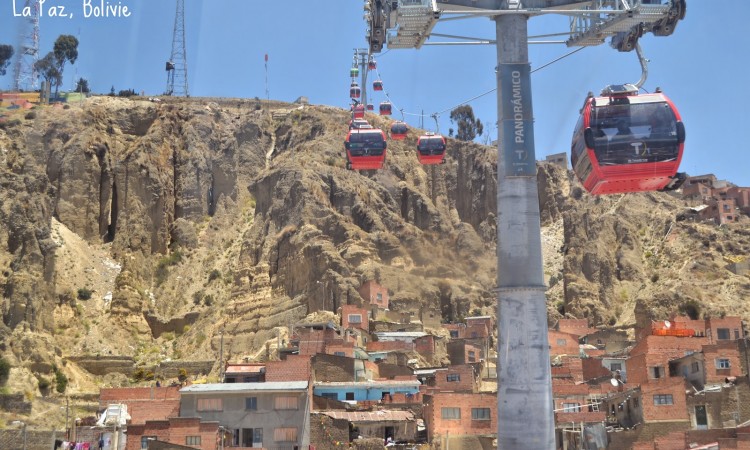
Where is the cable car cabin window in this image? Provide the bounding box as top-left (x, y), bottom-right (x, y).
top-left (590, 102), bottom-right (679, 165)
top-left (348, 132), bottom-right (386, 156)
top-left (418, 138), bottom-right (445, 155)
top-left (571, 114), bottom-right (586, 169)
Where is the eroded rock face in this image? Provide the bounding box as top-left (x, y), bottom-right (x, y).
top-left (2, 96), bottom-right (749, 385)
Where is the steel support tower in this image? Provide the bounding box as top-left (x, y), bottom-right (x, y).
top-left (165, 0), bottom-right (189, 97)
top-left (367, 1), bottom-right (685, 448)
top-left (12, 0), bottom-right (40, 91)
top-left (353, 48), bottom-right (370, 109)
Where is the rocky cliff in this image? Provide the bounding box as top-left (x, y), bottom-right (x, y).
top-left (1, 96), bottom-right (748, 424)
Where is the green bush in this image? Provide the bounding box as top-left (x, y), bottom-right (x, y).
top-left (208, 269), bottom-right (221, 282)
top-left (155, 250), bottom-right (183, 285)
top-left (0, 357), bottom-right (10, 384)
top-left (37, 376), bottom-right (51, 391)
top-left (77, 288), bottom-right (93, 300)
top-left (24, 111), bottom-right (36, 120)
top-left (54, 368), bottom-right (68, 393)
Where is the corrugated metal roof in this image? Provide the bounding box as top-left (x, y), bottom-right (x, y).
top-left (318, 410), bottom-right (415, 422)
top-left (225, 365), bottom-right (265, 374)
top-left (314, 380), bottom-right (420, 388)
top-left (180, 381), bottom-right (307, 393)
top-left (374, 332), bottom-right (428, 338)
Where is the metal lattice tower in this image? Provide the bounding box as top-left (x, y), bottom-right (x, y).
top-left (12, 0), bottom-right (40, 91)
top-left (165, 0), bottom-right (188, 97)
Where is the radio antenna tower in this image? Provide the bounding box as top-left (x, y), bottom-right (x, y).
top-left (165, 0), bottom-right (188, 96)
top-left (12, 0), bottom-right (41, 91)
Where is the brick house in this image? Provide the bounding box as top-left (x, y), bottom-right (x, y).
top-left (265, 355), bottom-right (312, 382)
top-left (640, 378), bottom-right (690, 423)
top-left (553, 382), bottom-right (607, 427)
top-left (548, 330), bottom-right (581, 357)
top-left (702, 341), bottom-right (743, 384)
top-left (340, 304), bottom-right (369, 332)
top-left (422, 392), bottom-right (497, 442)
top-left (704, 316), bottom-right (744, 343)
top-left (626, 335), bottom-right (708, 385)
top-left (555, 319), bottom-right (596, 338)
top-left (99, 386), bottom-right (181, 425)
top-left (446, 339), bottom-right (485, 366)
top-left (124, 417), bottom-right (219, 450)
top-left (431, 365), bottom-right (478, 393)
top-left (358, 280), bottom-right (389, 310)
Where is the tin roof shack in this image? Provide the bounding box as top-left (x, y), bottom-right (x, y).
top-left (179, 381), bottom-right (310, 449)
top-left (319, 410), bottom-right (418, 444)
top-left (313, 379), bottom-right (421, 404)
top-left (223, 363), bottom-right (266, 383)
top-left (422, 392), bottom-right (497, 443)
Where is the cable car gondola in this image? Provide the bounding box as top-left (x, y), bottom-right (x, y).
top-left (344, 128), bottom-right (387, 170)
top-left (351, 104), bottom-right (365, 119)
top-left (366, 104), bottom-right (374, 111)
top-left (379, 101), bottom-right (392, 116)
top-left (350, 67), bottom-right (359, 78)
top-left (390, 121), bottom-right (408, 140)
top-left (368, 60), bottom-right (377, 71)
top-left (416, 133), bottom-right (447, 165)
top-left (570, 85), bottom-right (686, 195)
top-left (350, 83), bottom-right (361, 99)
top-left (373, 80), bottom-right (383, 91)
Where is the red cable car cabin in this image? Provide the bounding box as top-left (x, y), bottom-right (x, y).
top-left (373, 80), bottom-right (383, 91)
top-left (366, 104), bottom-right (374, 111)
top-left (379, 102), bottom-right (392, 116)
top-left (351, 104), bottom-right (365, 119)
top-left (571, 85), bottom-right (686, 195)
top-left (416, 133), bottom-right (447, 165)
top-left (368, 60), bottom-right (377, 70)
top-left (350, 84), bottom-right (361, 99)
top-left (344, 128), bottom-right (387, 170)
top-left (390, 121), bottom-right (408, 140)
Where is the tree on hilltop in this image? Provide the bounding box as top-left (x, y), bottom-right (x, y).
top-left (53, 35), bottom-right (79, 97)
top-left (0, 44), bottom-right (14, 76)
top-left (449, 105), bottom-right (484, 142)
top-left (34, 52), bottom-right (62, 93)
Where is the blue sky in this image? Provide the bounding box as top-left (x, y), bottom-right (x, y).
top-left (2, 1), bottom-right (748, 186)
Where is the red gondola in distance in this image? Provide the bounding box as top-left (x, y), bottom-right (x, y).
top-left (368, 60), bottom-right (377, 70)
top-left (379, 101), bottom-right (392, 116)
top-left (373, 80), bottom-right (383, 91)
top-left (390, 121), bottom-right (408, 140)
top-left (351, 104), bottom-right (365, 119)
top-left (350, 84), bottom-right (361, 99)
top-left (366, 104), bottom-right (374, 111)
top-left (344, 128), bottom-right (388, 170)
top-left (416, 133), bottom-right (447, 165)
top-left (570, 85), bottom-right (686, 195)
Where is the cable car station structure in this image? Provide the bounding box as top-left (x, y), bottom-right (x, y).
top-left (363, 1), bottom-right (686, 448)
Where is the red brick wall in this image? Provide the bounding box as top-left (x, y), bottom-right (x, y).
top-left (433, 365), bottom-right (476, 393)
top-left (465, 317), bottom-right (493, 332)
top-left (125, 417), bottom-right (218, 450)
top-left (464, 343), bottom-right (482, 364)
top-left (627, 335), bottom-right (709, 384)
top-left (265, 355), bottom-right (311, 382)
top-left (706, 317), bottom-right (744, 341)
top-left (341, 305), bottom-right (369, 332)
top-left (703, 342), bottom-right (743, 383)
top-left (582, 358), bottom-right (612, 381)
top-left (366, 340), bottom-right (410, 352)
top-left (548, 330), bottom-right (581, 356)
top-left (414, 335), bottom-right (435, 355)
top-left (325, 342), bottom-right (355, 358)
top-left (423, 392), bottom-right (497, 441)
top-left (556, 319), bottom-right (595, 337)
top-left (443, 323), bottom-right (465, 339)
top-left (640, 379), bottom-right (689, 422)
top-left (99, 387), bottom-right (181, 425)
top-left (358, 281), bottom-right (389, 309)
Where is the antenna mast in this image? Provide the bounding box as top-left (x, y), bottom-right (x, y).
top-left (12, 0), bottom-right (40, 91)
top-left (165, 0), bottom-right (189, 97)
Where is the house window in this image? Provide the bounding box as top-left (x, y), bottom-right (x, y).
top-left (716, 358), bottom-right (731, 369)
top-left (691, 361), bottom-right (700, 373)
top-left (441, 407), bottom-right (461, 420)
top-left (141, 437), bottom-right (157, 449)
top-left (242, 428), bottom-right (263, 447)
top-left (348, 314), bottom-right (362, 324)
top-left (245, 397), bottom-right (257, 411)
top-left (345, 392), bottom-right (355, 401)
top-left (321, 393), bottom-right (337, 400)
top-left (468, 351), bottom-right (476, 362)
top-left (273, 427), bottom-right (298, 442)
top-left (471, 408), bottom-right (491, 420)
top-left (334, 351), bottom-right (345, 357)
top-left (196, 398), bottom-right (223, 411)
top-left (449, 330), bottom-right (459, 338)
top-left (446, 374), bottom-right (460, 382)
top-left (653, 394), bottom-right (673, 405)
top-left (562, 403), bottom-right (581, 413)
top-left (185, 436), bottom-right (201, 446)
top-left (557, 339), bottom-right (567, 346)
top-left (274, 396), bottom-right (298, 410)
top-left (610, 363), bottom-right (622, 371)
top-left (650, 366), bottom-right (664, 379)
top-left (376, 293), bottom-right (383, 303)
top-left (717, 328), bottom-right (730, 340)
top-left (735, 329), bottom-right (741, 340)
